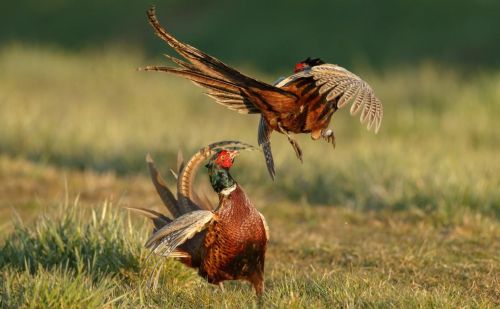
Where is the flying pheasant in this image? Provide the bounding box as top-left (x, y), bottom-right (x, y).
top-left (142, 7), bottom-right (383, 179)
top-left (128, 141), bottom-right (269, 296)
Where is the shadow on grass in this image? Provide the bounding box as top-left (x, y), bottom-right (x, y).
top-left (2, 144), bottom-right (499, 219)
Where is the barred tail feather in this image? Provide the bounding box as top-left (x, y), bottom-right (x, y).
top-left (146, 153), bottom-right (183, 217)
top-left (262, 142), bottom-right (275, 181)
top-left (258, 117), bottom-right (275, 180)
top-left (126, 207), bottom-right (171, 232)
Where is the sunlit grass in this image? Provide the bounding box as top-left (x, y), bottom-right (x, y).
top-left (0, 197), bottom-right (498, 308)
top-left (1, 45), bottom-right (498, 217)
top-left (0, 45), bottom-right (499, 307)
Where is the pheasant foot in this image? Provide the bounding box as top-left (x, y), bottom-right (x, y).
top-left (322, 128), bottom-right (336, 148)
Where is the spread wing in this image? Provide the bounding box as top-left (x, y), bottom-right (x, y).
top-left (276, 64), bottom-right (383, 133)
top-left (142, 7), bottom-right (298, 117)
top-left (145, 210), bottom-right (215, 258)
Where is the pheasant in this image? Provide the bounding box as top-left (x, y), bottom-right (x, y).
top-left (128, 141), bottom-right (269, 296)
top-left (142, 7), bottom-right (383, 180)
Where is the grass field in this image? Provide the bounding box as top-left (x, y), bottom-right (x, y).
top-left (0, 45), bottom-right (499, 307)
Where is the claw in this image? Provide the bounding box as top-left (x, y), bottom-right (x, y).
top-left (290, 139), bottom-right (303, 162)
top-left (322, 128), bottom-right (336, 148)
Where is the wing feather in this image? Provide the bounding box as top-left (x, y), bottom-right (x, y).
top-left (337, 84), bottom-right (359, 108)
top-left (350, 85), bottom-right (366, 116)
top-left (146, 210), bottom-right (215, 257)
top-left (317, 77), bottom-right (353, 93)
top-left (325, 81), bottom-right (355, 102)
top-left (368, 93), bottom-right (379, 130)
top-left (309, 64), bottom-right (383, 132)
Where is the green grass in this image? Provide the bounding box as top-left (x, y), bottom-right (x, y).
top-left (1, 199), bottom-right (498, 308)
top-left (0, 45), bottom-right (499, 307)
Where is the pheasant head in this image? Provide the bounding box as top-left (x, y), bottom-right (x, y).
top-left (206, 150), bottom-right (239, 194)
top-left (294, 57), bottom-right (326, 73)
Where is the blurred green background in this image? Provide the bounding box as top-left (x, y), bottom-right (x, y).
top-left (3, 0), bottom-right (500, 71)
top-left (0, 1), bottom-right (499, 215)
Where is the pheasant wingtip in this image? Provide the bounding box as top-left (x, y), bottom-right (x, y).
top-left (374, 118), bottom-right (382, 134)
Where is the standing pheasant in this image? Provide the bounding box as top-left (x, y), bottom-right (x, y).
top-left (128, 141), bottom-right (269, 296)
top-left (142, 7), bottom-right (383, 179)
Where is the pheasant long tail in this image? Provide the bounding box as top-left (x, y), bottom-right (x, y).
top-left (145, 153), bottom-right (183, 217)
top-left (258, 116), bottom-right (275, 180)
top-left (143, 7), bottom-right (298, 116)
top-left (125, 207), bottom-right (171, 232)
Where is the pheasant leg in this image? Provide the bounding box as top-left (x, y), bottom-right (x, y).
top-left (278, 123), bottom-right (303, 162)
top-left (218, 282), bottom-right (225, 292)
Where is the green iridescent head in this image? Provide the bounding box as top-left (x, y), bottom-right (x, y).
top-left (205, 150), bottom-right (239, 194)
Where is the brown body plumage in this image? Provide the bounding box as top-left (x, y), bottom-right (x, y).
top-left (128, 141), bottom-right (268, 296)
top-left (142, 7), bottom-right (383, 179)
top-left (200, 185), bottom-right (266, 294)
